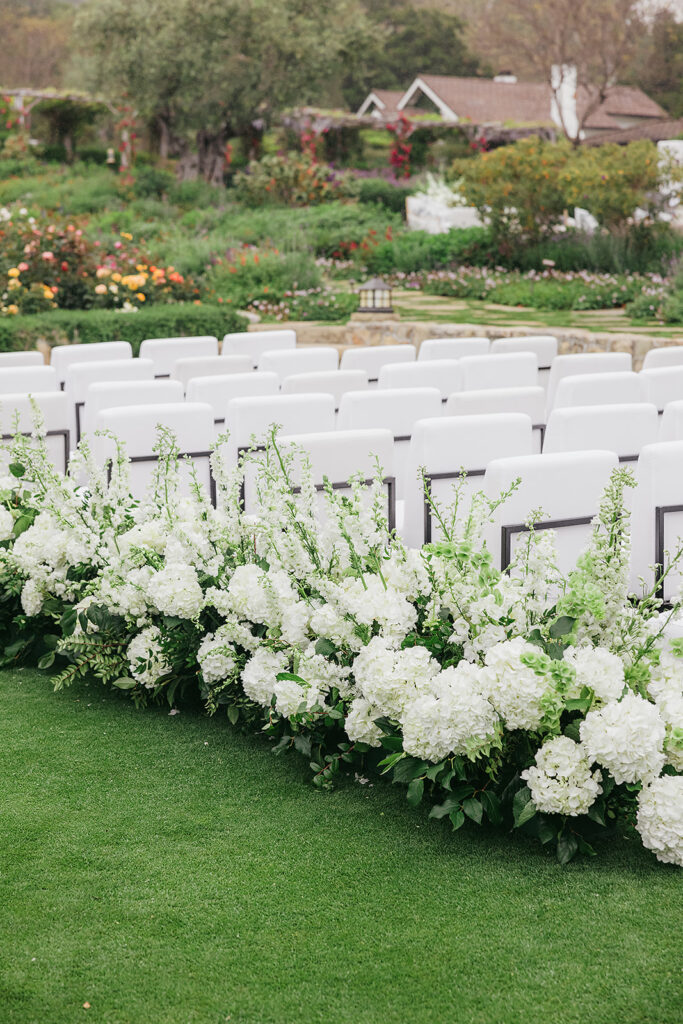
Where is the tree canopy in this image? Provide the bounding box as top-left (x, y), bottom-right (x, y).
top-left (76, 0), bottom-right (372, 180)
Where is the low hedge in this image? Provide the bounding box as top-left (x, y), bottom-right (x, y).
top-left (0, 304), bottom-right (248, 355)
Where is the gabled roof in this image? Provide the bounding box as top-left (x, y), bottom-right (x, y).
top-left (356, 89), bottom-right (420, 119)
top-left (400, 75), bottom-right (553, 125)
top-left (397, 74), bottom-right (668, 131)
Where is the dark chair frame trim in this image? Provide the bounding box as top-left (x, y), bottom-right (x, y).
top-left (107, 450), bottom-right (216, 506)
top-left (2, 428), bottom-right (70, 473)
top-left (654, 503), bottom-right (683, 601)
top-left (422, 468), bottom-right (485, 545)
top-left (501, 516), bottom-right (594, 571)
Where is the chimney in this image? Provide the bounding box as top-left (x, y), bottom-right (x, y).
top-left (550, 64), bottom-right (579, 140)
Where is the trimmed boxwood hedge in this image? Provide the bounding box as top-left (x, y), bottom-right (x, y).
top-left (0, 304), bottom-right (248, 355)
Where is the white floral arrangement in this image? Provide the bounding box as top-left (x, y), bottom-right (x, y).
top-left (0, 415), bottom-right (681, 868)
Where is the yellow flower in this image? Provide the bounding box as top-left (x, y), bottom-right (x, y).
top-left (95, 283), bottom-right (107, 295)
top-left (120, 231), bottom-right (133, 240)
top-left (136, 292), bottom-right (146, 302)
top-left (42, 288), bottom-right (53, 300)
top-left (111, 273), bottom-right (122, 283)
top-left (7, 267), bottom-right (20, 278)
top-left (8, 278), bottom-right (21, 290)
top-left (7, 304), bottom-right (18, 315)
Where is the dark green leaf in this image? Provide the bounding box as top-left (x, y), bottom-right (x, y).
top-left (112, 676), bottom-right (137, 690)
top-left (449, 809), bottom-right (465, 831)
top-left (429, 796), bottom-right (461, 820)
top-left (377, 751), bottom-right (405, 774)
top-left (8, 463), bottom-right (25, 478)
top-left (275, 671), bottom-right (307, 685)
top-left (462, 797), bottom-right (483, 825)
top-left (227, 706), bottom-right (239, 725)
top-left (586, 804), bottom-right (606, 827)
top-left (406, 777), bottom-right (424, 806)
top-left (549, 616), bottom-right (576, 639)
top-left (565, 697), bottom-right (592, 713)
top-left (557, 832), bottom-right (579, 865)
top-left (314, 638), bottom-right (336, 657)
top-left (13, 515), bottom-right (32, 537)
top-left (37, 652), bottom-right (55, 670)
top-left (480, 790), bottom-right (503, 826)
top-left (512, 787), bottom-right (537, 828)
top-left (392, 756), bottom-right (428, 785)
top-left (380, 734), bottom-right (404, 752)
top-left (292, 734), bottom-right (312, 758)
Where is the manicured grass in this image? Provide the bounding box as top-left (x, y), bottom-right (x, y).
top-left (1, 669), bottom-right (681, 1024)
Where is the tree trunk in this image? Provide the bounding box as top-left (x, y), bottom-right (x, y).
top-left (196, 128), bottom-right (228, 185)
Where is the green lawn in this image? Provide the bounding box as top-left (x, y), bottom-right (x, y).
top-left (1, 669), bottom-right (681, 1024)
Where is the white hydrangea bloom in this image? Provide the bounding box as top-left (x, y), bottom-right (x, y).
top-left (225, 564), bottom-right (272, 623)
top-left (344, 696), bottom-right (383, 747)
top-left (117, 519), bottom-right (167, 556)
top-left (335, 575), bottom-right (418, 644)
top-left (521, 736), bottom-right (602, 816)
top-left (401, 662), bottom-right (499, 763)
top-left (352, 637), bottom-right (440, 719)
top-left (309, 601), bottom-right (358, 649)
top-left (197, 626), bottom-right (237, 684)
top-left (0, 506), bottom-right (13, 542)
top-left (272, 676), bottom-right (323, 718)
top-left (240, 648), bottom-right (287, 707)
top-left (480, 637), bottom-right (552, 731)
top-left (127, 626), bottom-right (171, 689)
top-left (580, 693), bottom-right (666, 784)
top-left (636, 776), bottom-right (683, 867)
top-left (148, 563), bottom-right (203, 619)
top-left (564, 646), bottom-right (625, 703)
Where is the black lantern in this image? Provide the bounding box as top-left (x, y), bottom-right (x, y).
top-left (357, 277), bottom-right (393, 314)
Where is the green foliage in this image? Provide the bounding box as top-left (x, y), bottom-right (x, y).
top-left (233, 153), bottom-right (357, 207)
top-left (132, 165), bottom-right (175, 199)
top-left (364, 227), bottom-right (493, 275)
top-left (206, 250), bottom-right (321, 307)
top-left (454, 138), bottom-right (670, 243)
top-left (343, 0), bottom-right (484, 108)
top-left (356, 178), bottom-right (411, 215)
top-left (0, 303), bottom-right (246, 354)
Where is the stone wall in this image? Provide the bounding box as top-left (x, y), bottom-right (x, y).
top-left (250, 318), bottom-right (683, 370)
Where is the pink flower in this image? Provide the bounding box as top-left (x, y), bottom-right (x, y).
top-left (114, 241), bottom-right (122, 249)
top-left (18, 262), bottom-right (28, 272)
top-left (41, 251), bottom-right (54, 261)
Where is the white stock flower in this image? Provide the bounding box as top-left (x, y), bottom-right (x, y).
top-left (148, 563), bottom-right (203, 619)
top-left (401, 662), bottom-right (499, 763)
top-left (0, 506), bottom-right (13, 541)
top-left (344, 696), bottom-right (383, 747)
top-left (564, 646), bottom-right (625, 704)
top-left (197, 626), bottom-right (237, 684)
top-left (481, 637), bottom-right (552, 731)
top-left (636, 776), bottom-right (683, 867)
top-left (20, 578), bottom-right (43, 617)
top-left (352, 637), bottom-right (440, 719)
top-left (240, 648), bottom-right (287, 708)
top-left (521, 736), bottom-right (602, 816)
top-left (126, 626), bottom-right (171, 689)
top-left (580, 693), bottom-right (666, 784)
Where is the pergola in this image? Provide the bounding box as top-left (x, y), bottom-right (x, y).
top-left (1, 87), bottom-right (137, 168)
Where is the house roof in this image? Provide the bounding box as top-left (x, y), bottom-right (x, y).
top-left (408, 74), bottom-right (553, 125)
top-left (398, 74), bottom-right (668, 131)
top-left (582, 118), bottom-right (683, 146)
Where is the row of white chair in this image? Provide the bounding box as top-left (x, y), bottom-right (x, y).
top-left (3, 386), bottom-right (683, 598)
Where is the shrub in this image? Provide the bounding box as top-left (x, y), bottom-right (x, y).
top-left (453, 138), bottom-right (674, 244)
top-left (356, 178), bottom-right (411, 215)
top-left (0, 304), bottom-right (247, 354)
top-left (363, 227), bottom-right (494, 275)
top-left (132, 166), bottom-right (175, 199)
top-left (206, 250), bottom-right (321, 307)
top-left (233, 153), bottom-right (357, 207)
